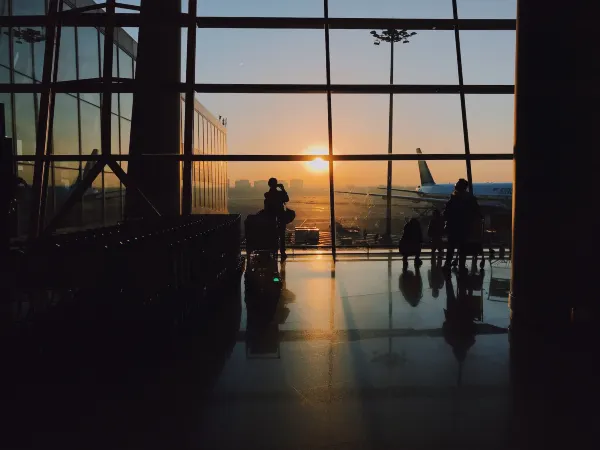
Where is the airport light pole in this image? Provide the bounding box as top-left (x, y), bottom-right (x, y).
top-left (370, 29), bottom-right (416, 244)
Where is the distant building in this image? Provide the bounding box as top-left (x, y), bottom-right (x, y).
top-left (254, 180), bottom-right (268, 192)
top-left (235, 179), bottom-right (251, 189)
top-left (290, 179), bottom-right (304, 190)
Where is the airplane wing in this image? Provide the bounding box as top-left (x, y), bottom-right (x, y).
top-left (335, 190), bottom-right (448, 205)
top-left (377, 187), bottom-right (423, 195)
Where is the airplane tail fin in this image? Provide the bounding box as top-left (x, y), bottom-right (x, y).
top-left (416, 148), bottom-right (435, 186)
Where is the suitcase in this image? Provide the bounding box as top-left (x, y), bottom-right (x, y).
top-left (244, 212), bottom-right (279, 254)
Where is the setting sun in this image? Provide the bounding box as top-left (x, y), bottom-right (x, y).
top-left (304, 145), bottom-right (330, 173)
top-left (307, 157), bottom-right (328, 172)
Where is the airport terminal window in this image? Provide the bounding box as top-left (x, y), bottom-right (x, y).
top-left (7, 4), bottom-right (513, 242)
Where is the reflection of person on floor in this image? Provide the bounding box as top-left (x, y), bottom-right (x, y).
top-left (399, 218), bottom-right (423, 271)
top-left (443, 178), bottom-right (481, 271)
top-left (428, 254), bottom-right (446, 298)
top-left (443, 274), bottom-right (476, 366)
top-left (264, 177), bottom-right (290, 261)
top-left (399, 267), bottom-right (423, 307)
top-left (428, 209), bottom-right (445, 258)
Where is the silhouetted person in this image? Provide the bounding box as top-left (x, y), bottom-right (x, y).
top-left (443, 178), bottom-right (481, 271)
top-left (399, 267), bottom-right (423, 307)
top-left (264, 177), bottom-right (290, 261)
top-left (399, 217), bottom-right (423, 271)
top-left (428, 209), bottom-right (445, 258)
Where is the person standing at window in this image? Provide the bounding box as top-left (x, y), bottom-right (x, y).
top-left (264, 178), bottom-right (290, 261)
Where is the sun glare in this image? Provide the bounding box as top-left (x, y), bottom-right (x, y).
top-left (304, 145), bottom-right (330, 173)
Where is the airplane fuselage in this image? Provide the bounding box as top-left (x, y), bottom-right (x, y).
top-left (418, 182), bottom-right (512, 211)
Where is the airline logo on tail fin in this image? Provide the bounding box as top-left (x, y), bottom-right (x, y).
top-left (416, 148), bottom-right (435, 186)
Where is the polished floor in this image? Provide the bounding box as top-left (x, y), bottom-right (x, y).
top-left (8, 256), bottom-right (598, 449)
top-left (199, 256), bottom-right (512, 450)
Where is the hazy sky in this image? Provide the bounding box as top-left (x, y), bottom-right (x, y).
top-left (119, 0), bottom-right (516, 186)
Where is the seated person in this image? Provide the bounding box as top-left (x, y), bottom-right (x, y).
top-left (399, 218), bottom-right (423, 270)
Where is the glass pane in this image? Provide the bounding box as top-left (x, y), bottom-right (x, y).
top-left (198, 94), bottom-right (327, 155)
top-left (79, 97), bottom-right (101, 156)
top-left (0, 90), bottom-right (13, 138)
top-left (58, 27), bottom-right (76, 81)
top-left (77, 27), bottom-right (101, 80)
top-left (83, 169), bottom-right (104, 229)
top-left (329, 0), bottom-right (453, 18)
top-left (460, 31), bottom-right (516, 85)
top-left (119, 93), bottom-right (132, 119)
top-left (457, 0), bottom-right (517, 19)
top-left (111, 113), bottom-right (120, 155)
top-left (120, 118), bottom-right (130, 173)
top-left (198, 0), bottom-right (322, 17)
top-left (99, 31), bottom-right (104, 74)
top-left (53, 166), bottom-right (83, 231)
top-left (52, 94), bottom-right (80, 169)
top-left (109, 92), bottom-right (117, 115)
top-left (104, 168), bottom-right (122, 226)
top-left (228, 162), bottom-right (331, 249)
top-left (0, 23), bottom-right (9, 67)
top-left (11, 26), bottom-right (46, 82)
top-left (330, 30), bottom-right (457, 85)
top-left (14, 93), bottom-right (37, 157)
top-left (15, 163), bottom-right (34, 236)
top-left (196, 30), bottom-right (325, 84)
top-left (118, 48), bottom-right (133, 78)
top-left (465, 95), bottom-right (514, 154)
top-left (330, 93), bottom-right (469, 155)
top-left (12, 32), bottom-right (32, 79)
top-left (113, 43), bottom-right (118, 78)
top-left (13, 0), bottom-right (46, 15)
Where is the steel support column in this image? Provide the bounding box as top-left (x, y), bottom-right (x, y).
top-left (324, 0), bottom-right (337, 257)
top-left (126, 0), bottom-right (182, 218)
top-left (451, 0), bottom-right (473, 192)
top-left (182, 0), bottom-right (198, 216)
top-left (29, 0), bottom-right (60, 238)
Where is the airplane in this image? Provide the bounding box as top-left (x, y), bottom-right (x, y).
top-left (335, 148), bottom-right (512, 226)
